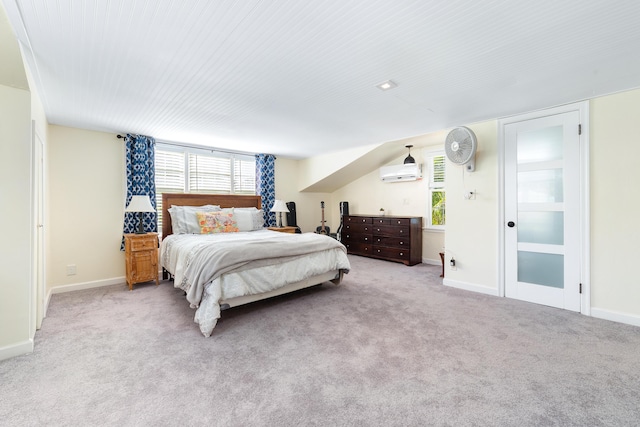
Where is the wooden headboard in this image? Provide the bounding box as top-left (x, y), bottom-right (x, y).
top-left (162, 193), bottom-right (262, 238)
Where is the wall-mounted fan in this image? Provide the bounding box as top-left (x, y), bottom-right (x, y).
top-left (445, 126), bottom-right (477, 172)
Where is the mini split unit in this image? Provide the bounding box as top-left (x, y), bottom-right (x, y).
top-left (379, 163), bottom-right (422, 182)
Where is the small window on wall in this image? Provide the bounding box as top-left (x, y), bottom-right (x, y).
top-left (427, 152), bottom-right (446, 229)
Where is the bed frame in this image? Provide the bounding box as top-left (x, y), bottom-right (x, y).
top-left (161, 193), bottom-right (344, 309)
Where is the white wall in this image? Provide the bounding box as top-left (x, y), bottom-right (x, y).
top-left (274, 157), bottom-right (331, 233)
top-left (47, 126), bottom-right (126, 290)
top-left (442, 121), bottom-right (499, 293)
top-left (0, 84), bottom-right (33, 359)
top-left (590, 89), bottom-right (640, 321)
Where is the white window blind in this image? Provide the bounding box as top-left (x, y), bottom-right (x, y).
top-left (430, 154), bottom-right (445, 189)
top-left (155, 143), bottom-right (257, 236)
top-left (234, 158), bottom-right (256, 194)
top-left (427, 152), bottom-right (446, 229)
top-left (188, 153), bottom-right (231, 193)
top-left (155, 150), bottom-right (186, 231)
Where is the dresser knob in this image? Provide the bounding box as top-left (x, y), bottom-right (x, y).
top-left (400, 252), bottom-right (404, 256)
top-left (400, 242), bottom-right (404, 245)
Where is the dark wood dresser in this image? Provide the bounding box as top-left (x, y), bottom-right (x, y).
top-left (341, 215), bottom-right (422, 266)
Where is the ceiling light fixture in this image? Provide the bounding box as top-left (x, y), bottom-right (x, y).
top-left (404, 145), bottom-right (416, 164)
top-left (376, 80), bottom-right (398, 91)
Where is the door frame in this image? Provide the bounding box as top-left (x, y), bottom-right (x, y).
top-left (31, 121), bottom-right (46, 330)
top-left (497, 101), bottom-right (590, 314)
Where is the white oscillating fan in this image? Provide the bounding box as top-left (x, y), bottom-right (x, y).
top-left (444, 126), bottom-right (477, 172)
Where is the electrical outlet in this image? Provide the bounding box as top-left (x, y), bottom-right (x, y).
top-left (449, 258), bottom-right (457, 271)
top-left (66, 264), bottom-right (76, 276)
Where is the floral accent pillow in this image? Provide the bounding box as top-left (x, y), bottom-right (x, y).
top-left (196, 211), bottom-right (239, 234)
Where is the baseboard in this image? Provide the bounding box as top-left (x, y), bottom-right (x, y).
top-left (590, 307), bottom-right (640, 328)
top-left (443, 278), bottom-right (499, 297)
top-left (49, 276), bottom-right (126, 296)
top-left (422, 258), bottom-right (441, 266)
top-left (0, 339), bottom-right (33, 362)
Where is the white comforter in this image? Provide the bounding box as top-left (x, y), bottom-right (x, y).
top-left (160, 230), bottom-right (350, 336)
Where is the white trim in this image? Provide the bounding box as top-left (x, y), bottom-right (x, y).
top-left (591, 308), bottom-right (640, 328)
top-left (443, 278), bottom-right (500, 296)
top-left (0, 339), bottom-right (34, 362)
top-left (49, 276), bottom-right (126, 295)
top-left (579, 103), bottom-right (591, 316)
top-left (421, 257), bottom-right (441, 266)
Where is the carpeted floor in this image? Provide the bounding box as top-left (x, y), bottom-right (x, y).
top-left (1, 255), bottom-right (639, 426)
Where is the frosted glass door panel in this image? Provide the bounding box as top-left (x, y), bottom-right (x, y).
top-left (518, 251), bottom-right (564, 288)
top-left (517, 126), bottom-right (563, 164)
top-left (518, 169), bottom-right (563, 203)
top-left (518, 212), bottom-right (564, 245)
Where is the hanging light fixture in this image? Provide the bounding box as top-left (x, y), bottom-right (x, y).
top-left (403, 145), bottom-right (415, 164)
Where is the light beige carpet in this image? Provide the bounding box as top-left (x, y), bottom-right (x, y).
top-left (1, 255), bottom-right (639, 426)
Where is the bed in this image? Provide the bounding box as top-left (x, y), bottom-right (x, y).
top-left (160, 193), bottom-right (351, 336)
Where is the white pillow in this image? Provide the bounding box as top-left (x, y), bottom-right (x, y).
top-left (235, 209), bottom-right (265, 231)
top-left (168, 205), bottom-right (221, 234)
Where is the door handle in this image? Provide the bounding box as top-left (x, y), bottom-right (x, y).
top-left (507, 221), bottom-right (516, 228)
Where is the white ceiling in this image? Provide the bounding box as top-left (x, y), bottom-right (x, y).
top-left (3, 0), bottom-right (640, 158)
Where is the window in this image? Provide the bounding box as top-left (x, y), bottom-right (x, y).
top-left (427, 152), bottom-right (446, 229)
top-left (155, 144), bottom-right (256, 234)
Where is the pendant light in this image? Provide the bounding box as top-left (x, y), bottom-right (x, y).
top-left (403, 145), bottom-right (415, 164)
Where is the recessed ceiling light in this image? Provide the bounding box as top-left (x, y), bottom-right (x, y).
top-left (376, 80), bottom-right (398, 91)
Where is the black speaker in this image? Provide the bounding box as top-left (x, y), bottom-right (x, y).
top-left (286, 201), bottom-right (302, 233)
top-left (339, 201), bottom-right (349, 217)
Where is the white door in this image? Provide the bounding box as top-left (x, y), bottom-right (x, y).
top-left (504, 109), bottom-right (582, 311)
top-left (33, 126), bottom-right (45, 329)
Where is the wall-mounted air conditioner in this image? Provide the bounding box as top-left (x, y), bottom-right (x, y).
top-left (379, 163), bottom-right (422, 182)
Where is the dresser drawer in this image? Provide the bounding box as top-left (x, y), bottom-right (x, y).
top-left (388, 218), bottom-right (412, 226)
top-left (373, 217), bottom-right (390, 225)
top-left (372, 245), bottom-right (411, 260)
top-left (342, 233), bottom-right (373, 244)
top-left (129, 236), bottom-right (157, 251)
top-left (343, 223), bottom-right (372, 234)
top-left (345, 216), bottom-right (372, 224)
top-left (372, 225), bottom-right (409, 237)
top-left (344, 241), bottom-right (372, 255)
top-left (373, 236), bottom-right (410, 248)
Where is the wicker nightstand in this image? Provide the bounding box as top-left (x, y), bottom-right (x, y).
top-left (268, 226), bottom-right (298, 234)
top-left (124, 233), bottom-right (159, 290)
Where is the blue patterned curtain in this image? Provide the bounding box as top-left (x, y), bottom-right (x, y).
top-left (255, 154), bottom-right (276, 227)
top-left (121, 134), bottom-right (157, 249)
